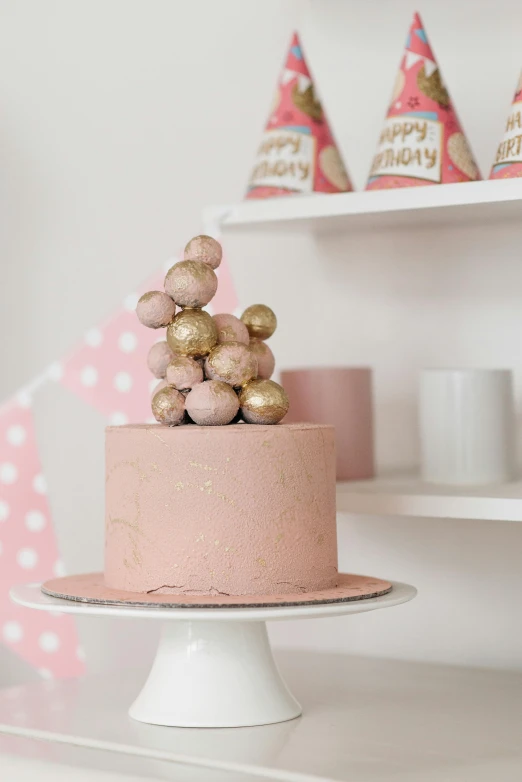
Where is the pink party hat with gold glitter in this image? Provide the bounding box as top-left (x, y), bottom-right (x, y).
top-left (490, 70), bottom-right (522, 179)
top-left (366, 12), bottom-right (481, 190)
top-left (246, 32), bottom-right (353, 199)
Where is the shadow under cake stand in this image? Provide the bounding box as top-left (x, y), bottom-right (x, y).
top-left (11, 573), bottom-right (416, 729)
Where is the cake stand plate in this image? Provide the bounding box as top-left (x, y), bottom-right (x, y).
top-left (41, 571), bottom-right (393, 608)
top-left (11, 580), bottom-right (416, 730)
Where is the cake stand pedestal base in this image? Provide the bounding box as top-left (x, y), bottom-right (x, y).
top-left (10, 580), bottom-right (416, 728)
top-left (130, 620), bottom-right (300, 727)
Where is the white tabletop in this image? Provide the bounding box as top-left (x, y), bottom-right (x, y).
top-left (1, 650), bottom-right (521, 782)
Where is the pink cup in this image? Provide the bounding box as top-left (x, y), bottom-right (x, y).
top-left (281, 367), bottom-right (375, 481)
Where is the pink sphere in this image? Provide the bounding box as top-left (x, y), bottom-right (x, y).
top-left (150, 379), bottom-right (169, 399)
top-left (136, 291), bottom-right (176, 329)
top-left (184, 235), bottom-right (222, 270)
top-left (250, 339), bottom-right (275, 379)
top-left (147, 341), bottom-right (175, 379)
top-left (185, 380), bottom-right (239, 426)
top-left (151, 387), bottom-right (185, 426)
top-left (213, 313), bottom-right (249, 345)
top-left (205, 342), bottom-right (258, 387)
top-left (165, 356), bottom-right (204, 390)
top-left (164, 260), bottom-right (217, 308)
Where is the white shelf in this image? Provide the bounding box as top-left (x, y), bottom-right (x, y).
top-left (336, 472), bottom-right (522, 522)
top-left (205, 179), bottom-right (522, 234)
top-left (1, 651), bottom-right (521, 782)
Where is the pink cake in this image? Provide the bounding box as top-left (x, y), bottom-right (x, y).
top-left (104, 422), bottom-right (338, 596)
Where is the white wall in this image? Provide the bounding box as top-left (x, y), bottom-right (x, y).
top-left (2, 0), bottom-right (522, 681)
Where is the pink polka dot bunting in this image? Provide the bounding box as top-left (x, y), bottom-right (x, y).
top-left (0, 401), bottom-right (84, 678)
top-left (59, 271), bottom-right (166, 422)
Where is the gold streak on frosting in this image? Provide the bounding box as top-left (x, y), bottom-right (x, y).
top-left (189, 460), bottom-right (218, 472)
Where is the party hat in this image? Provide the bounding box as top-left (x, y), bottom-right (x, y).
top-left (490, 71), bottom-right (522, 179)
top-left (366, 12), bottom-right (480, 190)
top-left (246, 32), bottom-right (353, 199)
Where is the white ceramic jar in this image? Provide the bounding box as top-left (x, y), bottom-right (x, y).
top-left (419, 368), bottom-right (516, 485)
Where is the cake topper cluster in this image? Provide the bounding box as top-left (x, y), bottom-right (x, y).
top-left (136, 236), bottom-right (289, 426)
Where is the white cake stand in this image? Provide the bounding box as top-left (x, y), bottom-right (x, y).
top-left (11, 581), bottom-right (416, 729)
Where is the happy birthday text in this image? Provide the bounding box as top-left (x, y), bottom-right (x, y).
top-left (494, 105), bottom-right (522, 164)
top-left (370, 117), bottom-right (442, 183)
top-left (249, 129), bottom-right (315, 193)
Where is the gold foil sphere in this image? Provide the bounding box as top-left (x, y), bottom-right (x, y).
top-left (239, 379), bottom-right (289, 425)
top-left (166, 309), bottom-right (218, 357)
top-left (151, 387), bottom-right (185, 426)
top-left (240, 304), bottom-right (277, 341)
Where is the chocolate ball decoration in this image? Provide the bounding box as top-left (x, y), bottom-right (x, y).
top-left (185, 380), bottom-right (239, 426)
top-left (239, 379), bottom-right (289, 425)
top-left (166, 308), bottom-right (218, 357)
top-left (184, 235), bottom-right (222, 270)
top-left (164, 260), bottom-right (217, 308)
top-left (147, 341), bottom-right (175, 379)
top-left (205, 342), bottom-right (258, 387)
top-left (136, 291), bottom-right (176, 329)
top-left (213, 313), bottom-right (249, 345)
top-left (151, 387), bottom-right (185, 426)
top-left (240, 304), bottom-right (277, 341)
top-left (165, 356), bottom-right (204, 390)
top-left (249, 339), bottom-right (275, 380)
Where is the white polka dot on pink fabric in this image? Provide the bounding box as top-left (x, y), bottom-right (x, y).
top-left (118, 332), bottom-right (137, 353)
top-left (114, 372), bottom-right (133, 392)
top-left (0, 463), bottom-right (18, 484)
top-left (16, 390), bottom-right (32, 408)
top-left (80, 366), bottom-right (98, 387)
top-left (3, 621), bottom-right (23, 643)
top-left (39, 631), bottom-right (60, 653)
top-left (123, 293), bottom-right (139, 312)
top-left (17, 548), bottom-right (38, 569)
top-left (84, 328), bottom-right (103, 347)
top-left (109, 412), bottom-right (128, 426)
top-left (0, 500), bottom-right (10, 521)
top-left (39, 668), bottom-right (54, 679)
top-left (6, 425), bottom-right (27, 446)
top-left (25, 510), bottom-right (46, 532)
top-left (33, 474), bottom-right (47, 494)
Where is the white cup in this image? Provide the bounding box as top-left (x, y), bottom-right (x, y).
top-left (419, 369), bottom-right (516, 485)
